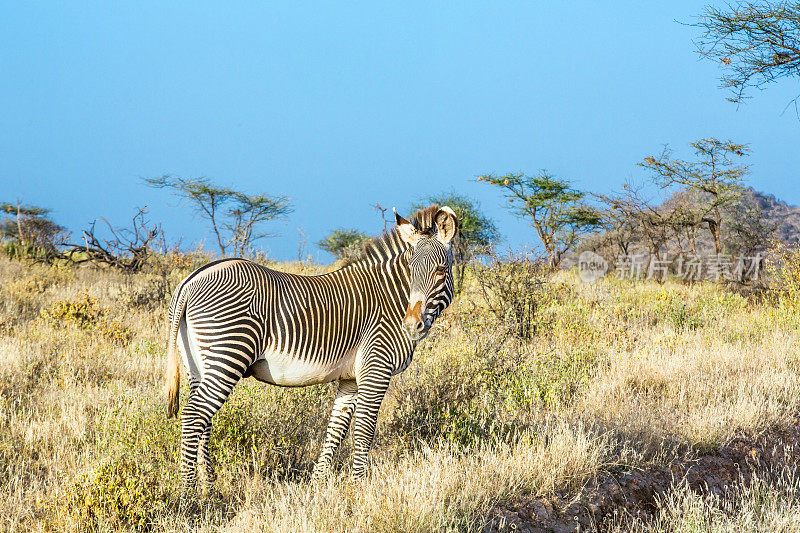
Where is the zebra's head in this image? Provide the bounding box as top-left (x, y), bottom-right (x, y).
top-left (395, 206), bottom-right (458, 341)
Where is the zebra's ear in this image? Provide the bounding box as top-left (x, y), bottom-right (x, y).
top-left (435, 206), bottom-right (458, 245)
top-left (394, 208), bottom-right (420, 246)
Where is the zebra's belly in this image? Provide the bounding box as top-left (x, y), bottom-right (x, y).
top-left (248, 348), bottom-right (358, 386)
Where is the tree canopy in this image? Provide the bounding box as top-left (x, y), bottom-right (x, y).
top-left (145, 176), bottom-right (292, 256)
top-left (695, 1), bottom-right (800, 105)
top-left (411, 193), bottom-right (500, 255)
top-left (0, 200), bottom-right (67, 259)
top-left (317, 228), bottom-right (370, 259)
top-left (639, 138), bottom-right (749, 254)
top-left (478, 172), bottom-right (600, 268)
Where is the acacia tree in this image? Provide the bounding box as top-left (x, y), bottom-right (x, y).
top-left (590, 202), bottom-right (642, 257)
top-left (695, 1), bottom-right (800, 105)
top-left (597, 183), bottom-right (690, 264)
top-left (640, 139), bottom-right (749, 254)
top-left (478, 172), bottom-right (600, 269)
top-left (411, 192), bottom-right (501, 292)
top-left (145, 176), bottom-right (292, 256)
top-left (226, 193), bottom-right (293, 256)
top-left (0, 201), bottom-right (68, 260)
top-left (317, 228), bottom-right (370, 259)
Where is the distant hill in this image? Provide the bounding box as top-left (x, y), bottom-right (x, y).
top-left (692, 186), bottom-right (800, 249)
top-left (578, 185), bottom-right (800, 263)
top-left (747, 188), bottom-right (800, 243)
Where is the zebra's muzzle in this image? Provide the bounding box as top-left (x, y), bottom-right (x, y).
top-left (402, 320), bottom-right (430, 341)
top-left (403, 300), bottom-right (430, 341)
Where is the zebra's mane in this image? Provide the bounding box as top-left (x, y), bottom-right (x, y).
top-left (342, 205), bottom-right (441, 267)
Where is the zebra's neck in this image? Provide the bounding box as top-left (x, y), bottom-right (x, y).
top-left (350, 228), bottom-right (409, 266)
top-left (330, 231), bottom-right (412, 323)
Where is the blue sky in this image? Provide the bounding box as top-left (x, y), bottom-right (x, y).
top-left (2, 2), bottom-right (799, 261)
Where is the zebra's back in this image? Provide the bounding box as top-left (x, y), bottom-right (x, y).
top-left (175, 258), bottom-right (381, 387)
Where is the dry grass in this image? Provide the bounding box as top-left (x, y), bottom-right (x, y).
top-left (611, 451), bottom-right (800, 532)
top-left (1, 254), bottom-right (799, 531)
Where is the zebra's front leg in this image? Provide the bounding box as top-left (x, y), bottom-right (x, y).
top-left (312, 379), bottom-right (358, 480)
top-left (351, 372), bottom-right (391, 478)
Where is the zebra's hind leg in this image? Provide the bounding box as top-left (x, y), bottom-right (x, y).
top-left (178, 377), bottom-right (201, 500)
top-left (312, 379), bottom-right (358, 480)
top-left (180, 377), bottom-right (237, 496)
top-left (180, 400), bottom-right (203, 495)
top-left (197, 421), bottom-right (216, 486)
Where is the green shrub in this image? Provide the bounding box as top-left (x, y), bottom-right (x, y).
top-left (384, 341), bottom-right (522, 450)
top-left (40, 292), bottom-right (133, 344)
top-left (665, 299), bottom-right (702, 331)
top-left (386, 365), bottom-right (486, 449)
top-left (317, 228), bottom-right (370, 260)
top-left (40, 292), bottom-right (101, 329)
top-left (473, 255), bottom-right (545, 339)
top-left (66, 400), bottom-right (179, 531)
top-left (66, 455), bottom-right (173, 531)
top-left (66, 382), bottom-right (331, 532)
top-left (767, 240), bottom-right (800, 299)
top-left (212, 381), bottom-right (332, 478)
top-left (506, 347), bottom-right (599, 410)
top-left (2, 241), bottom-right (47, 261)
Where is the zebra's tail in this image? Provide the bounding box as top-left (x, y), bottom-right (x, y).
top-left (165, 283), bottom-right (187, 419)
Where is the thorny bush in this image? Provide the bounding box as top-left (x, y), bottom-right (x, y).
top-left (474, 253), bottom-right (546, 339)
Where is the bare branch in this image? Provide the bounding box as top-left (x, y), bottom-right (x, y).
top-left (694, 1), bottom-right (800, 104)
top-left (62, 206), bottom-right (160, 272)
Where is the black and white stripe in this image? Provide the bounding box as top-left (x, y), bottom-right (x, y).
top-left (164, 205), bottom-right (458, 490)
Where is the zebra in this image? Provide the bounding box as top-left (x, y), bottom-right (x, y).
top-left (164, 205), bottom-right (458, 491)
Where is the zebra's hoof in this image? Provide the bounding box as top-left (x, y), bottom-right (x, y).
top-left (178, 495), bottom-right (200, 516)
top-left (205, 486), bottom-right (224, 503)
top-left (310, 467), bottom-right (331, 483)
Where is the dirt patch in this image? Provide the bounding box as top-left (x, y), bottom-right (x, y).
top-left (489, 416), bottom-right (800, 532)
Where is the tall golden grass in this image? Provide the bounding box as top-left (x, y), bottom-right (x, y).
top-left (1, 252), bottom-right (799, 531)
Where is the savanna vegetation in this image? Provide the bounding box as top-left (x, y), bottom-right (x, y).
top-left (3, 2), bottom-right (800, 528)
top-left (1, 235), bottom-right (800, 531)
top-left (3, 133), bottom-right (799, 532)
